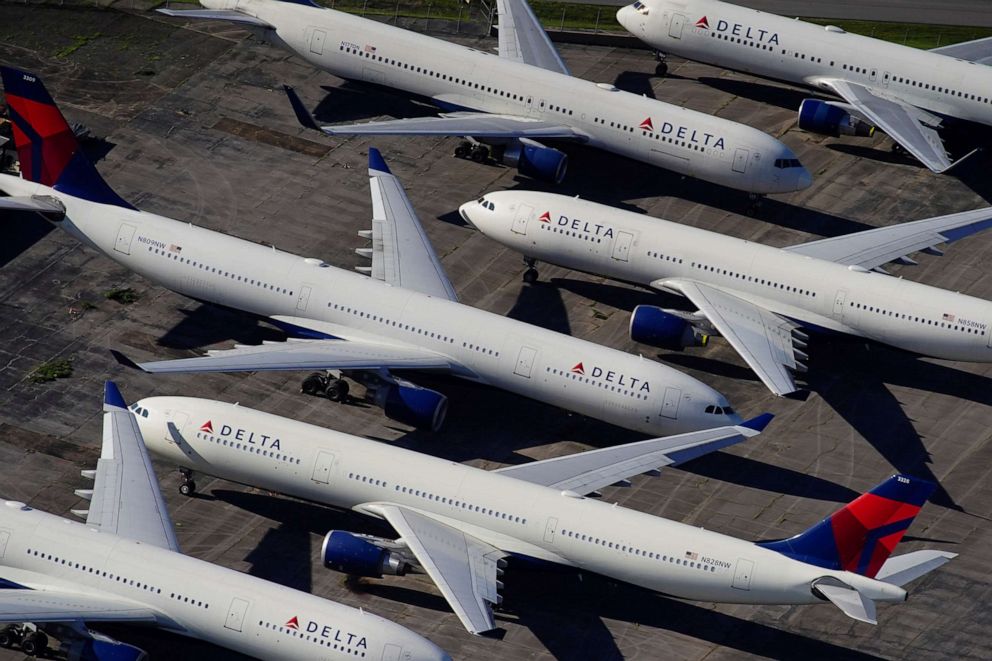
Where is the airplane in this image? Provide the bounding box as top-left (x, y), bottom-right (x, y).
top-left (0, 66), bottom-right (741, 436)
top-left (457, 190), bottom-right (992, 397)
top-left (157, 0), bottom-right (813, 200)
top-left (132, 394), bottom-right (955, 635)
top-left (0, 382), bottom-right (449, 661)
top-left (616, 0), bottom-right (992, 173)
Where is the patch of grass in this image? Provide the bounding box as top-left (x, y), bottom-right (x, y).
top-left (29, 358), bottom-right (73, 384)
top-left (806, 19), bottom-right (992, 49)
top-left (104, 287), bottom-right (140, 305)
top-left (54, 32), bottom-right (103, 59)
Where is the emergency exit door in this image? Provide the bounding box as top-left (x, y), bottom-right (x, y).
top-left (670, 13), bottom-right (686, 38)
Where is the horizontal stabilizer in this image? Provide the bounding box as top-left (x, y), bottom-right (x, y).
top-left (0, 195), bottom-right (65, 218)
top-left (813, 579), bottom-right (877, 625)
top-left (156, 9), bottom-right (274, 28)
top-left (875, 550), bottom-right (957, 586)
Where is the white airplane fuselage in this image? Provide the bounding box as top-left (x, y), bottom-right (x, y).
top-left (0, 500), bottom-right (447, 660)
top-left (199, 0), bottom-right (810, 194)
top-left (461, 191), bottom-right (992, 362)
top-left (135, 397), bottom-right (907, 611)
top-left (0, 174), bottom-right (738, 434)
top-left (618, 0), bottom-right (992, 128)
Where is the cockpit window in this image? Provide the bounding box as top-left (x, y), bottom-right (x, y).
top-left (632, 1), bottom-right (649, 14)
top-left (774, 158), bottom-right (803, 169)
top-left (705, 405), bottom-right (732, 415)
top-left (487, 202), bottom-right (495, 210)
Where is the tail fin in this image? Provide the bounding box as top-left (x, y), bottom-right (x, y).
top-left (0, 66), bottom-right (132, 209)
top-left (758, 474), bottom-right (936, 578)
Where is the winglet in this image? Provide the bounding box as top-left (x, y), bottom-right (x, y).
top-left (110, 349), bottom-right (147, 372)
top-left (283, 85), bottom-right (321, 131)
top-left (368, 147), bottom-right (391, 175)
top-left (104, 380), bottom-right (128, 411)
top-left (740, 413), bottom-right (774, 432)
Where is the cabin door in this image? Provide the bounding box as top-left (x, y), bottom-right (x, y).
top-left (732, 148), bottom-right (749, 173)
top-left (311, 451), bottom-right (336, 484)
top-left (309, 28), bottom-right (326, 55)
top-left (661, 387), bottom-right (681, 419)
top-left (512, 203), bottom-right (533, 235)
top-left (114, 223), bottom-right (136, 255)
top-left (513, 345), bottom-right (537, 378)
top-left (669, 13), bottom-right (686, 39)
top-left (224, 598), bottom-right (250, 632)
top-left (833, 288), bottom-right (847, 322)
top-left (543, 517), bottom-right (558, 543)
top-left (296, 285), bottom-right (313, 313)
top-left (732, 558), bottom-right (754, 590)
top-left (0, 529), bottom-right (9, 560)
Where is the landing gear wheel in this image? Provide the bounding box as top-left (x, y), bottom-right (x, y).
top-left (0, 626), bottom-right (21, 648)
top-left (179, 480), bottom-right (196, 497)
top-left (746, 193), bottom-right (764, 217)
top-left (324, 379), bottom-right (350, 402)
top-left (470, 145), bottom-right (490, 163)
top-left (20, 631), bottom-right (48, 656)
top-left (454, 141), bottom-right (471, 158)
top-left (302, 372), bottom-right (326, 396)
top-left (891, 142), bottom-right (906, 155)
top-left (655, 62), bottom-right (668, 76)
top-left (523, 268), bottom-right (539, 284)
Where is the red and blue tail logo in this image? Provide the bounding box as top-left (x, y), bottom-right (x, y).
top-left (758, 474), bottom-right (935, 577)
top-left (0, 66), bottom-right (132, 209)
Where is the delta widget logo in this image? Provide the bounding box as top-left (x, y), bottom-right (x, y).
top-left (639, 117), bottom-right (654, 131)
top-left (570, 362), bottom-right (585, 375)
top-left (199, 420), bottom-right (214, 433)
top-left (695, 16), bottom-right (710, 29)
top-left (285, 616), bottom-right (300, 630)
top-left (538, 211), bottom-right (551, 223)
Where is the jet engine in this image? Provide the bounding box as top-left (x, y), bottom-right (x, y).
top-left (374, 381), bottom-right (448, 432)
top-left (629, 305), bottom-right (709, 351)
top-left (322, 531), bottom-right (410, 577)
top-left (77, 637), bottom-right (148, 661)
top-left (501, 138), bottom-right (568, 184)
top-left (798, 99), bottom-right (874, 138)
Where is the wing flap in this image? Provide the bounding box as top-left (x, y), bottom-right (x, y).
top-left (87, 383), bottom-right (179, 552)
top-left (496, 415), bottom-right (771, 495)
top-left (670, 280), bottom-right (801, 396)
top-left (318, 113), bottom-right (584, 139)
top-left (367, 149), bottom-right (458, 300)
top-left (495, 0), bottom-right (570, 75)
top-left (784, 207), bottom-right (992, 269)
top-left (0, 588), bottom-right (160, 624)
top-left (375, 505), bottom-right (505, 635)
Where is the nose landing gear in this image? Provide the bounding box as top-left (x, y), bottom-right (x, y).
top-left (653, 50), bottom-right (669, 76)
top-left (522, 257), bottom-right (539, 283)
top-left (746, 193), bottom-right (765, 217)
top-left (179, 467), bottom-right (196, 497)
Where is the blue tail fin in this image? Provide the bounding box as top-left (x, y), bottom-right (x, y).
top-left (757, 474), bottom-right (935, 578)
top-left (0, 66), bottom-right (133, 209)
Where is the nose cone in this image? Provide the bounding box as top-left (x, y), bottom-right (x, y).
top-left (457, 201), bottom-right (478, 230)
top-left (795, 166), bottom-right (813, 191)
top-left (616, 6), bottom-right (634, 31)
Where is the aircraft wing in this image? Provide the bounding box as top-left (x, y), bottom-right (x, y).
top-left (85, 383), bottom-right (180, 552)
top-left (156, 8), bottom-right (274, 28)
top-left (496, 414), bottom-right (772, 495)
top-left (0, 588), bottom-right (160, 624)
top-left (365, 148), bottom-right (458, 301)
top-left (930, 35), bottom-right (992, 65)
top-left (374, 504), bottom-right (506, 635)
top-left (827, 79), bottom-right (965, 173)
top-left (784, 206), bottom-right (992, 270)
top-left (666, 280), bottom-right (805, 396)
top-left (111, 338), bottom-right (456, 374)
top-left (495, 0), bottom-right (570, 75)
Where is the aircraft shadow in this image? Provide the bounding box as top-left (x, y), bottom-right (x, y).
top-left (93, 625), bottom-right (255, 661)
top-left (549, 277), bottom-right (680, 313)
top-left (612, 70), bottom-right (657, 99)
top-left (827, 142), bottom-right (922, 168)
top-left (949, 149), bottom-right (992, 203)
top-left (660, 351), bottom-right (764, 383)
top-left (695, 76), bottom-right (815, 112)
top-left (505, 279), bottom-right (572, 334)
top-left (156, 304), bottom-right (287, 350)
top-left (244, 522), bottom-right (314, 593)
top-left (312, 82), bottom-right (438, 125)
top-left (0, 210), bottom-right (53, 268)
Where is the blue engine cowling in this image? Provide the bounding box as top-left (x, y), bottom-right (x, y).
top-left (798, 99), bottom-right (874, 137)
top-left (78, 637), bottom-right (148, 661)
top-left (502, 139), bottom-right (568, 184)
top-left (629, 305), bottom-right (708, 351)
top-left (378, 382), bottom-right (448, 431)
top-left (322, 531), bottom-right (407, 577)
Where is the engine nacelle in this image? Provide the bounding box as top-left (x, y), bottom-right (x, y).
top-left (629, 305), bottom-right (709, 351)
top-left (322, 531), bottom-right (408, 578)
top-left (798, 99), bottom-right (874, 137)
top-left (376, 382), bottom-right (448, 431)
top-left (501, 139), bottom-right (568, 184)
top-left (77, 637), bottom-right (148, 661)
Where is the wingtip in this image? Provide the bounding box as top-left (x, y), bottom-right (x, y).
top-left (740, 412), bottom-right (774, 432)
top-left (104, 381), bottom-right (128, 410)
top-left (110, 349), bottom-right (145, 372)
top-left (368, 147), bottom-right (391, 174)
top-left (283, 85), bottom-right (320, 131)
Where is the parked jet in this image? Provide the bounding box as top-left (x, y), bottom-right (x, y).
top-left (134, 395), bottom-right (954, 634)
top-left (0, 67), bottom-right (739, 435)
top-left (158, 0), bottom-right (811, 197)
top-left (459, 191), bottom-right (992, 396)
top-left (617, 0), bottom-right (992, 173)
top-left (0, 383), bottom-right (448, 660)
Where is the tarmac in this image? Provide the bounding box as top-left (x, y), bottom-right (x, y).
top-left (1, 5), bottom-right (992, 661)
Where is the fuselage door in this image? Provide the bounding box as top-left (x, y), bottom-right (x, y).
top-left (869, 68), bottom-right (877, 83)
top-left (382, 645), bottom-right (402, 661)
top-left (543, 516), bottom-right (558, 544)
top-left (513, 345), bottom-right (537, 378)
top-left (310, 28), bottom-right (326, 55)
top-left (312, 451), bottom-right (336, 484)
top-left (833, 288), bottom-right (847, 322)
top-left (0, 529), bottom-right (9, 560)
top-left (661, 387), bottom-right (681, 419)
top-left (167, 410), bottom-right (190, 445)
top-left (224, 597), bottom-right (250, 632)
top-left (881, 71), bottom-right (891, 88)
top-left (670, 13), bottom-right (686, 39)
top-left (732, 558), bottom-right (754, 590)
top-left (512, 203), bottom-right (534, 235)
top-left (611, 231), bottom-right (634, 262)
top-left (296, 285), bottom-right (313, 313)
top-left (987, 323), bottom-right (992, 349)
top-left (732, 148), bottom-right (749, 174)
top-left (114, 223), bottom-right (136, 255)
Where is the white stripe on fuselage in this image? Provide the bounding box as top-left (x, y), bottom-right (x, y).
top-left (469, 191), bottom-right (992, 361)
top-left (136, 397), bottom-right (907, 609)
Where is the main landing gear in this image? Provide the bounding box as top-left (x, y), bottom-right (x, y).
top-left (454, 140), bottom-right (491, 164)
top-left (653, 50), bottom-right (669, 76)
top-left (0, 625), bottom-right (48, 657)
top-left (302, 371), bottom-right (351, 402)
top-left (179, 467), bottom-right (196, 497)
top-left (522, 257), bottom-right (539, 284)
top-left (746, 192), bottom-right (765, 217)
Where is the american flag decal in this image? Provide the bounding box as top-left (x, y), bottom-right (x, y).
top-left (364, 44), bottom-right (377, 53)
top-left (685, 550), bottom-right (699, 560)
top-left (168, 244), bottom-right (182, 253)
top-left (943, 313), bottom-right (956, 322)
